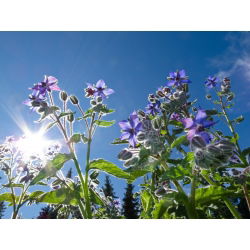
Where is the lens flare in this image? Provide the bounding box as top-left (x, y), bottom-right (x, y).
top-left (16, 129), bottom-right (51, 160)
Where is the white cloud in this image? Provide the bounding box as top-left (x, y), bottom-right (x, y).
top-left (211, 32), bottom-right (250, 82)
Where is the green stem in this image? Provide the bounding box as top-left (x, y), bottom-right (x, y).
top-left (219, 96), bottom-right (241, 154)
top-left (242, 184), bottom-right (250, 213)
top-left (202, 173), bottom-right (241, 219)
top-left (161, 161), bottom-right (196, 218)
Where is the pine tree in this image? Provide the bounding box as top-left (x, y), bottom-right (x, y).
top-left (102, 175), bottom-right (117, 198)
top-left (122, 184), bottom-right (140, 219)
top-left (0, 201), bottom-right (5, 219)
top-left (0, 177), bottom-right (6, 219)
top-left (37, 205), bottom-right (58, 219)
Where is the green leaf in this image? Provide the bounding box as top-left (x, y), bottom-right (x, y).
top-left (68, 133), bottom-right (82, 144)
top-left (242, 147), bottom-right (250, 157)
top-left (111, 138), bottom-right (128, 145)
top-left (45, 121), bottom-right (57, 132)
top-left (162, 164), bottom-right (190, 180)
top-left (2, 183), bottom-right (24, 189)
top-left (170, 135), bottom-right (187, 149)
top-left (58, 111), bottom-right (75, 119)
top-left (37, 106), bottom-right (60, 122)
top-left (94, 120), bottom-right (115, 127)
top-left (152, 199), bottom-right (173, 219)
top-left (195, 186), bottom-right (239, 205)
top-left (38, 187), bottom-right (79, 206)
top-left (205, 109), bottom-right (218, 115)
top-left (30, 153), bottom-right (73, 185)
top-left (140, 190), bottom-right (154, 218)
top-left (90, 188), bottom-right (104, 206)
top-left (89, 159), bottom-right (132, 180)
top-left (0, 193), bottom-right (19, 203)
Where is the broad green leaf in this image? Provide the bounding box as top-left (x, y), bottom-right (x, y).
top-left (195, 186), bottom-right (240, 205)
top-left (140, 190), bottom-right (154, 218)
top-left (69, 133), bottom-right (82, 144)
top-left (94, 120), bottom-right (115, 127)
top-left (38, 187), bottom-right (79, 206)
top-left (89, 159), bottom-right (132, 180)
top-left (37, 106), bottom-right (60, 122)
top-left (152, 199), bottom-right (173, 219)
top-left (0, 193), bottom-right (19, 203)
top-left (30, 153), bottom-right (73, 185)
top-left (170, 135), bottom-right (187, 149)
top-left (162, 164), bottom-right (190, 180)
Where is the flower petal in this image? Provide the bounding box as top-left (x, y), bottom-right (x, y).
top-left (103, 88), bottom-right (114, 96)
top-left (120, 132), bottom-right (131, 140)
top-left (182, 118), bottom-right (195, 129)
top-left (195, 109), bottom-right (207, 123)
top-left (96, 79), bottom-right (105, 88)
top-left (119, 120), bottom-right (132, 130)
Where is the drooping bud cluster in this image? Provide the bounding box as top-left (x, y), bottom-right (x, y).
top-left (191, 136), bottom-right (235, 168)
top-left (160, 90), bottom-right (187, 114)
top-left (221, 77), bottom-right (231, 94)
top-left (232, 166), bottom-right (250, 184)
top-left (137, 119), bottom-right (165, 155)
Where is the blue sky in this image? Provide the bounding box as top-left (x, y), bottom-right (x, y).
top-left (0, 32), bottom-right (250, 218)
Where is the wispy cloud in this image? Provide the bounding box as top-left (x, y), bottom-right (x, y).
top-left (209, 32), bottom-right (250, 113)
top-left (210, 32), bottom-right (250, 82)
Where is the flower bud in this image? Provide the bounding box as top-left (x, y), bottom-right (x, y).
top-left (69, 95), bottom-right (79, 105)
top-left (90, 100), bottom-right (97, 106)
top-left (163, 87), bottom-right (171, 94)
top-left (191, 135), bottom-right (206, 149)
top-left (156, 90), bottom-right (165, 97)
top-left (137, 110), bottom-right (146, 118)
top-left (235, 115), bottom-right (244, 124)
top-left (154, 187), bottom-right (167, 198)
top-left (118, 149), bottom-right (133, 161)
top-left (137, 132), bottom-right (146, 142)
top-left (152, 118), bottom-right (161, 130)
top-left (227, 94), bottom-right (234, 102)
top-left (67, 113), bottom-right (74, 122)
top-left (124, 157), bottom-right (139, 167)
top-left (206, 94), bottom-right (212, 100)
top-left (96, 96), bottom-right (102, 103)
top-left (60, 91), bottom-right (68, 101)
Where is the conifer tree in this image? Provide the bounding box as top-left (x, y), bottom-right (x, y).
top-left (0, 177), bottom-right (6, 219)
top-left (122, 184), bottom-right (140, 219)
top-left (102, 175), bottom-right (117, 198)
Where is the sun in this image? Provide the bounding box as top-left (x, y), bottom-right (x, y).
top-left (17, 130), bottom-right (51, 159)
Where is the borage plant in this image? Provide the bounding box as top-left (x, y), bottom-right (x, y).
top-left (0, 71), bottom-right (250, 219)
top-left (0, 76), bottom-right (117, 219)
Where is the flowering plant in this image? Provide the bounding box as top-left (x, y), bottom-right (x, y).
top-left (0, 71), bottom-right (250, 219)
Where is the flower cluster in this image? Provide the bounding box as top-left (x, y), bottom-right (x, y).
top-left (24, 75), bottom-right (60, 111)
top-left (191, 135), bottom-right (235, 169)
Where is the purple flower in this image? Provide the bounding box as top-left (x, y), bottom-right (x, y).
top-left (166, 70), bottom-right (191, 87)
top-left (86, 80), bottom-right (114, 99)
top-left (205, 76), bottom-right (219, 88)
top-left (145, 100), bottom-right (161, 116)
top-left (23, 94), bottom-right (46, 111)
top-left (182, 109), bottom-right (217, 143)
top-left (85, 84), bottom-right (96, 97)
top-left (119, 111), bottom-right (142, 147)
top-left (170, 113), bottom-right (182, 121)
top-left (31, 75), bottom-right (60, 97)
